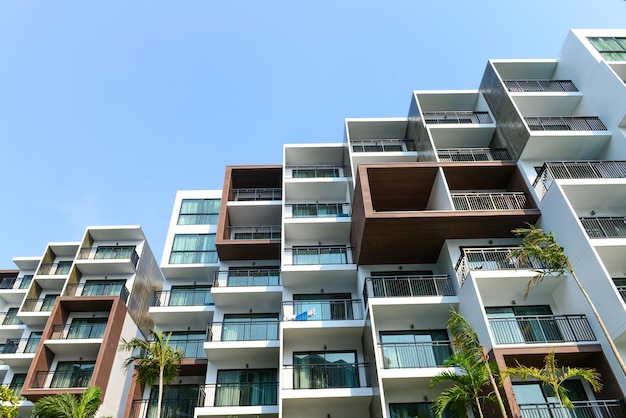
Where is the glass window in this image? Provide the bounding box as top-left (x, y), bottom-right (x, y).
top-left (293, 293), bottom-right (354, 321)
top-left (227, 267), bottom-right (280, 286)
top-left (380, 330), bottom-right (450, 368)
top-left (168, 285), bottom-right (213, 306)
top-left (166, 332), bottom-right (206, 359)
top-left (9, 373), bottom-right (26, 398)
top-left (215, 369), bottom-right (277, 406)
top-left (293, 351), bottom-right (359, 389)
top-left (178, 199), bottom-right (221, 225)
top-left (18, 275), bottom-right (32, 290)
top-left (51, 361), bottom-right (94, 388)
top-left (82, 280), bottom-right (125, 297)
top-left (68, 318), bottom-right (107, 339)
top-left (25, 332), bottom-right (42, 353)
top-left (55, 261), bottom-right (72, 275)
top-left (3, 307), bottom-right (22, 325)
top-left (94, 246), bottom-right (135, 259)
top-left (222, 313), bottom-right (279, 341)
top-left (588, 37), bottom-right (626, 61)
top-left (390, 402), bottom-right (453, 418)
top-left (41, 294), bottom-right (59, 312)
top-left (486, 305), bottom-right (561, 344)
top-left (148, 384), bottom-right (200, 418)
top-left (169, 234), bottom-right (217, 264)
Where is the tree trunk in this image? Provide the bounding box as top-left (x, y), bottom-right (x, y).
top-left (158, 363), bottom-right (164, 418)
top-left (482, 348), bottom-right (509, 418)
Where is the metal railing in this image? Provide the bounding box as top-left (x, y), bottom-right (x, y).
top-left (64, 282), bottom-right (130, 303)
top-left (282, 299), bottom-right (363, 321)
top-left (504, 79), bottom-right (578, 92)
top-left (129, 387), bottom-right (205, 418)
top-left (532, 161), bottom-right (626, 199)
top-left (207, 321), bottom-right (279, 342)
top-left (488, 314), bottom-right (595, 344)
top-left (32, 370), bottom-right (93, 388)
top-left (152, 289), bottom-right (214, 307)
top-left (286, 203), bottom-right (350, 218)
top-left (168, 249), bottom-right (218, 264)
top-left (519, 400), bottom-right (626, 417)
top-left (286, 165), bottom-right (345, 178)
top-left (0, 277), bottom-right (17, 289)
top-left (0, 311), bottom-right (22, 326)
top-left (0, 276), bottom-right (31, 290)
top-left (424, 111), bottom-right (493, 124)
top-left (22, 297), bottom-right (57, 312)
top-left (226, 225), bottom-right (281, 240)
top-left (229, 187), bottom-right (282, 201)
top-left (167, 339), bottom-right (206, 358)
top-left (77, 246), bottom-right (139, 269)
top-left (37, 262), bottom-right (72, 275)
top-left (284, 246), bottom-right (354, 265)
top-left (0, 338), bottom-right (39, 354)
top-left (455, 247), bottom-right (546, 284)
top-left (437, 148), bottom-right (512, 162)
top-left (379, 342), bottom-right (453, 368)
top-left (451, 192), bottom-right (529, 211)
top-left (580, 217), bottom-right (626, 238)
top-left (366, 275), bottom-right (455, 298)
top-left (615, 284), bottom-right (626, 303)
top-left (525, 116), bottom-right (607, 131)
top-left (351, 139), bottom-right (416, 152)
top-left (50, 323), bottom-right (106, 339)
top-left (213, 269), bottom-right (281, 287)
top-left (202, 382), bottom-right (278, 406)
top-left (283, 363), bottom-right (371, 389)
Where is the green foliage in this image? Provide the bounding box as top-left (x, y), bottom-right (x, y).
top-left (0, 385), bottom-right (19, 418)
top-left (31, 386), bottom-right (102, 418)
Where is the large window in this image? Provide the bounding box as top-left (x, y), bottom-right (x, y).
top-left (51, 361), bottom-right (94, 388)
top-left (9, 374), bottom-right (26, 398)
top-left (227, 267), bottom-right (280, 286)
top-left (222, 313), bottom-right (279, 341)
top-left (169, 234), bottom-right (217, 264)
top-left (82, 280), bottom-right (126, 297)
top-left (390, 402), bottom-right (453, 418)
top-left (178, 199), bottom-right (221, 225)
top-left (293, 293), bottom-right (354, 321)
top-left (3, 308), bottom-right (22, 325)
top-left (147, 384), bottom-right (200, 418)
top-left (68, 318), bottom-right (107, 339)
top-left (380, 330), bottom-right (451, 368)
top-left (168, 285), bottom-right (213, 306)
top-left (215, 369), bottom-right (277, 406)
top-left (486, 305), bottom-right (560, 344)
top-left (293, 351), bottom-right (359, 389)
top-left (513, 380), bottom-right (587, 417)
top-left (589, 37), bottom-right (626, 61)
top-left (292, 246), bottom-right (348, 265)
top-left (41, 294), bottom-right (59, 312)
top-left (167, 332), bottom-right (206, 358)
top-left (25, 332), bottom-right (42, 353)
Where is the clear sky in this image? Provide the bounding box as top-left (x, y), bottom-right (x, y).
top-left (0, 0), bottom-right (625, 269)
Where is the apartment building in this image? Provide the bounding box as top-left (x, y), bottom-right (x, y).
top-left (2, 28), bottom-right (626, 418)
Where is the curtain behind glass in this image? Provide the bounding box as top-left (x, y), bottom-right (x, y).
top-left (215, 369), bottom-right (277, 407)
top-left (148, 385), bottom-right (199, 418)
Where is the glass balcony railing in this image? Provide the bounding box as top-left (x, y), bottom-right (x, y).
top-left (519, 400), bottom-right (626, 417)
top-left (285, 363), bottom-right (371, 389)
top-left (525, 116), bottom-right (607, 131)
top-left (286, 165), bottom-right (345, 179)
top-left (0, 277), bottom-right (17, 290)
top-left (226, 225), bottom-right (281, 240)
top-left (286, 203), bottom-right (350, 218)
top-left (504, 79), bottom-right (578, 92)
top-left (33, 369), bottom-right (93, 389)
top-left (77, 246), bottom-right (139, 268)
top-left (203, 382), bottom-right (278, 407)
top-left (213, 269), bottom-right (281, 287)
top-left (424, 111), bottom-right (493, 124)
top-left (207, 321), bottom-right (279, 342)
top-left (285, 246), bottom-right (353, 265)
top-left (229, 188), bottom-right (282, 201)
top-left (366, 275), bottom-right (455, 299)
top-left (488, 314), bottom-right (596, 344)
top-left (130, 386), bottom-right (205, 418)
top-left (580, 217), bottom-right (626, 238)
top-left (351, 139), bottom-right (416, 152)
top-left (437, 147), bottom-right (512, 162)
top-left (37, 262), bottom-right (72, 275)
top-left (0, 276), bottom-right (31, 290)
top-left (533, 161), bottom-right (626, 199)
top-left (379, 342), bottom-right (452, 368)
top-left (167, 339), bottom-right (206, 359)
top-left (282, 299), bottom-right (363, 321)
top-left (451, 192), bottom-right (530, 211)
top-left (64, 282), bottom-right (130, 303)
top-left (152, 289), bottom-right (213, 307)
top-left (455, 247), bottom-right (546, 284)
top-left (0, 338), bottom-right (40, 354)
top-left (50, 323), bottom-right (107, 339)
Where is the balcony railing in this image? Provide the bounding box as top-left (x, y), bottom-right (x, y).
top-left (424, 111), bottom-right (493, 124)
top-left (22, 298), bottom-right (57, 312)
top-left (0, 311), bottom-right (22, 326)
top-left (533, 161), bottom-right (626, 199)
top-left (437, 148), bottom-right (512, 162)
top-left (207, 321), bottom-right (279, 342)
top-left (50, 323), bottom-right (106, 339)
top-left (451, 192), bottom-right (529, 211)
top-left (225, 225), bottom-right (281, 240)
top-left (284, 363), bottom-right (371, 389)
top-left (351, 139), bottom-right (416, 152)
top-left (525, 116), bottom-right (607, 131)
top-left (32, 370), bottom-right (93, 388)
top-left (77, 246), bottom-right (139, 266)
top-left (229, 187), bottom-right (282, 201)
top-left (286, 203), bottom-right (350, 218)
top-left (0, 338), bottom-right (40, 354)
top-left (488, 314), bottom-right (595, 344)
top-left (504, 79), bottom-right (578, 92)
top-left (282, 299), bottom-right (363, 321)
top-left (64, 282), bottom-right (130, 303)
top-left (284, 246), bottom-right (354, 265)
top-left (168, 339), bottom-right (206, 359)
top-left (455, 247), bottom-right (546, 284)
top-left (130, 387), bottom-right (205, 418)
top-left (580, 217), bottom-right (626, 238)
top-left (379, 342), bottom-right (452, 368)
top-left (152, 289), bottom-right (213, 307)
top-left (213, 269), bottom-right (281, 287)
top-left (519, 400), bottom-right (626, 417)
top-left (203, 382), bottom-right (278, 406)
top-left (37, 262), bottom-right (72, 275)
top-left (0, 277), bottom-right (17, 290)
top-left (286, 165), bottom-right (345, 178)
top-left (366, 275), bottom-right (455, 298)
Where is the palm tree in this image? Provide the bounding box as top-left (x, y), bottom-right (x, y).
top-left (119, 330), bottom-right (183, 418)
top-left (509, 224), bottom-right (626, 376)
top-left (0, 385), bottom-right (19, 418)
top-left (503, 350), bottom-right (602, 418)
top-left (447, 310), bottom-right (509, 418)
top-left (31, 386), bottom-right (102, 418)
top-left (431, 352), bottom-right (495, 418)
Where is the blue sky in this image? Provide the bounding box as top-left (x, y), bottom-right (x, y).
top-left (0, 0), bottom-right (625, 268)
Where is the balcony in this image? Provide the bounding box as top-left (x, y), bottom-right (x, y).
top-left (204, 321), bottom-right (279, 361)
top-left (229, 188), bottom-right (282, 201)
top-left (424, 111), bottom-right (493, 124)
top-left (437, 148), bottom-right (512, 162)
top-left (504, 79), bottom-right (578, 92)
top-left (168, 339), bottom-right (206, 359)
top-left (203, 382), bottom-right (278, 407)
top-left (533, 161), bottom-right (626, 199)
top-left (0, 277), bottom-right (17, 289)
top-left (225, 225), bottom-right (280, 240)
top-left (580, 217), bottom-right (626, 238)
top-left (366, 275), bottom-right (455, 299)
top-left (0, 337), bottom-right (39, 366)
top-left (32, 370), bottom-right (92, 389)
top-left (284, 246), bottom-right (354, 266)
top-left (36, 262), bottom-right (72, 276)
top-left (213, 269), bottom-right (280, 287)
top-left (351, 139), bottom-right (416, 153)
top-left (211, 270), bottom-right (282, 311)
top-left (285, 165), bottom-right (345, 178)
top-left (152, 289), bottom-right (214, 307)
top-left (21, 298), bottom-right (56, 313)
top-left (488, 314), bottom-right (596, 345)
top-left (526, 116), bottom-right (607, 131)
top-left (451, 192), bottom-right (530, 211)
top-left (46, 323), bottom-right (105, 355)
top-left (455, 247), bottom-right (545, 284)
top-left (75, 246), bottom-right (139, 274)
top-left (130, 397), bottom-right (204, 418)
top-left (284, 363), bottom-right (371, 389)
top-left (286, 203), bottom-right (350, 218)
top-left (518, 400), bottom-right (626, 417)
top-left (64, 282), bottom-right (130, 303)
top-left (207, 321), bottom-right (279, 342)
top-left (50, 323), bottom-right (106, 339)
top-left (379, 342), bottom-right (452, 368)
top-left (282, 299), bottom-right (363, 322)
top-left (149, 289), bottom-right (214, 325)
